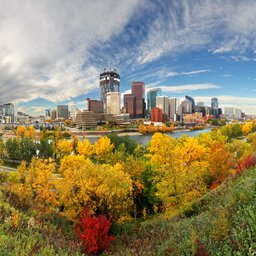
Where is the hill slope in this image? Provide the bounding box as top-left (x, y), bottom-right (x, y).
top-left (106, 168), bottom-right (256, 255)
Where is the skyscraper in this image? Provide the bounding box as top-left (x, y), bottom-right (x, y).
top-left (211, 97), bottom-right (218, 116)
top-left (156, 96), bottom-right (169, 117)
top-left (147, 88), bottom-right (162, 112)
top-left (131, 81), bottom-right (145, 118)
top-left (169, 98), bottom-right (180, 120)
top-left (185, 95), bottom-right (195, 112)
top-left (99, 69), bottom-right (120, 113)
top-left (123, 94), bottom-right (136, 118)
top-left (57, 105), bottom-right (69, 120)
top-left (106, 92), bottom-right (120, 115)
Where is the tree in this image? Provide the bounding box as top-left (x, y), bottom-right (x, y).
top-left (6, 138), bottom-right (21, 161)
top-left (55, 139), bottom-right (73, 158)
top-left (242, 122), bottom-right (252, 135)
top-left (57, 155), bottom-right (133, 221)
top-left (93, 137), bottom-right (114, 162)
top-left (37, 138), bottom-right (53, 159)
top-left (20, 137), bottom-right (37, 163)
top-left (77, 139), bottom-right (93, 158)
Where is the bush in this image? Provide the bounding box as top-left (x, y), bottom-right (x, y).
top-left (74, 209), bottom-right (115, 255)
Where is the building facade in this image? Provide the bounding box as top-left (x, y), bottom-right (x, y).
top-left (169, 98), bottom-right (180, 120)
top-left (147, 88), bottom-right (162, 113)
top-left (185, 95), bottom-right (195, 112)
top-left (181, 99), bottom-right (193, 114)
top-left (75, 110), bottom-right (97, 129)
top-left (156, 96), bottom-right (169, 117)
top-left (57, 105), bottom-right (69, 120)
top-left (87, 98), bottom-right (103, 113)
top-left (151, 107), bottom-right (163, 122)
top-left (106, 92), bottom-right (120, 115)
top-left (123, 94), bottom-right (136, 118)
top-left (99, 69), bottom-right (120, 113)
top-left (211, 97), bottom-right (219, 116)
top-left (131, 81), bottom-right (145, 118)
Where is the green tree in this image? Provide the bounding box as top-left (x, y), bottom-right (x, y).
top-left (20, 137), bottom-right (37, 163)
top-left (37, 138), bottom-right (53, 159)
top-left (6, 138), bottom-right (21, 161)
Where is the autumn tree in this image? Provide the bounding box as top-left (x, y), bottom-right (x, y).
top-left (57, 155), bottom-right (133, 222)
top-left (93, 136), bottom-right (113, 162)
top-left (77, 139), bottom-right (93, 158)
top-left (242, 122), bottom-right (252, 135)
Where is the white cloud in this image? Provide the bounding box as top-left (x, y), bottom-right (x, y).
top-left (138, 0), bottom-right (256, 64)
top-left (0, 0), bottom-right (141, 104)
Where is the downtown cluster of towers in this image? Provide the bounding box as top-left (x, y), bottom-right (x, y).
top-left (97, 69), bottom-right (221, 122)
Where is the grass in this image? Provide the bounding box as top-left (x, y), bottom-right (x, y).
top-left (105, 168), bottom-right (256, 255)
top-left (0, 168), bottom-right (255, 255)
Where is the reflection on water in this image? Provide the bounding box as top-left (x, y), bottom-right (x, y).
top-left (87, 129), bottom-right (212, 146)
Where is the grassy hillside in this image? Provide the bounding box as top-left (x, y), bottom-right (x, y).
top-left (106, 168), bottom-right (256, 255)
top-left (0, 167), bottom-right (256, 256)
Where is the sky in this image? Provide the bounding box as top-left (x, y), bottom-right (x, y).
top-left (0, 0), bottom-right (256, 116)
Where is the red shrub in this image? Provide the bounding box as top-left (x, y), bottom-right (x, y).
top-left (74, 209), bottom-right (115, 255)
top-left (235, 155), bottom-right (256, 177)
top-left (194, 238), bottom-right (210, 256)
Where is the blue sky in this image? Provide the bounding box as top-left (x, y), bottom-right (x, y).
top-left (0, 0), bottom-right (256, 115)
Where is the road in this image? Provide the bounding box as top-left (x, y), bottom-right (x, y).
top-left (0, 165), bottom-right (17, 173)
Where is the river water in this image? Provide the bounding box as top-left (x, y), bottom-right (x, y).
top-left (86, 129), bottom-right (212, 146)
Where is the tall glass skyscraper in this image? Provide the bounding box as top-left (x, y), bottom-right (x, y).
top-left (211, 97), bottom-right (219, 116)
top-left (147, 88), bottom-right (162, 112)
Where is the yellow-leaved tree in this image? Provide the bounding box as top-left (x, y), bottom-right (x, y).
top-left (242, 122), bottom-right (252, 135)
top-left (93, 136), bottom-right (114, 162)
top-left (147, 133), bottom-right (208, 213)
top-left (55, 139), bottom-right (73, 158)
top-left (57, 155), bottom-right (133, 222)
top-left (77, 139), bottom-right (93, 158)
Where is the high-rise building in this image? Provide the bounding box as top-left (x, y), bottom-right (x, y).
top-left (57, 105), bottom-right (69, 120)
top-left (147, 88), bottom-right (162, 112)
top-left (156, 96), bottom-right (169, 117)
top-left (169, 98), bottom-right (180, 120)
top-left (211, 98), bottom-right (219, 116)
top-left (51, 109), bottom-right (57, 120)
top-left (99, 69), bottom-right (120, 113)
top-left (45, 109), bottom-right (51, 118)
top-left (185, 95), bottom-right (195, 112)
top-left (1, 103), bottom-right (15, 123)
top-left (181, 99), bottom-right (193, 114)
top-left (87, 98), bottom-right (103, 113)
top-left (106, 92), bottom-right (120, 115)
top-left (151, 107), bottom-right (163, 122)
top-left (123, 94), bottom-right (136, 118)
top-left (131, 81), bottom-right (145, 118)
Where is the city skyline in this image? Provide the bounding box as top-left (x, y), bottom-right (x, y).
top-left (0, 0), bottom-right (256, 115)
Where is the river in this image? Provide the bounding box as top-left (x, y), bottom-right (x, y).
top-left (86, 128), bottom-right (212, 146)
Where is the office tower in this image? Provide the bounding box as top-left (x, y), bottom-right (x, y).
top-left (169, 98), bottom-right (180, 120)
top-left (181, 99), bottom-right (193, 114)
top-left (185, 95), bottom-right (195, 112)
top-left (156, 96), bottom-right (169, 116)
top-left (205, 106), bottom-right (212, 116)
top-left (87, 98), bottom-right (103, 113)
top-left (132, 81), bottom-right (145, 118)
top-left (123, 94), bottom-right (136, 118)
top-left (57, 105), bottom-right (69, 119)
top-left (45, 109), bottom-right (51, 118)
top-left (234, 108), bottom-right (242, 119)
top-left (100, 69), bottom-right (120, 113)
top-left (151, 107), bottom-right (163, 122)
top-left (51, 109), bottom-right (57, 120)
top-left (2, 103), bottom-right (15, 123)
top-left (147, 88), bottom-right (162, 112)
top-left (106, 92), bottom-right (120, 115)
top-left (194, 105), bottom-right (206, 116)
top-left (211, 97), bottom-right (219, 116)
